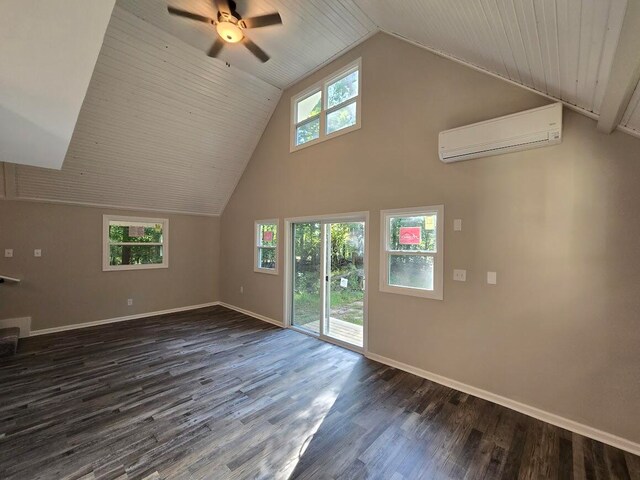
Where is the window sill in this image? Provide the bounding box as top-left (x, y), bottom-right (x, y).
top-left (254, 267), bottom-right (279, 275)
top-left (379, 283), bottom-right (443, 300)
top-left (103, 263), bottom-right (169, 272)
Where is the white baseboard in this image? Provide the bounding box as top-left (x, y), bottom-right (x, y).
top-left (30, 302), bottom-right (220, 336)
top-left (218, 302), bottom-right (284, 328)
top-left (0, 317), bottom-right (31, 338)
top-left (215, 303), bottom-right (640, 455)
top-left (23, 299), bottom-right (639, 455)
top-left (365, 352), bottom-right (640, 456)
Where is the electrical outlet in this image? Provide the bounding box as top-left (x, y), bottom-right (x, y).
top-left (34, 249), bottom-right (42, 257)
top-left (240, 286), bottom-right (244, 294)
top-left (454, 219), bottom-right (462, 231)
top-left (4, 249), bottom-right (13, 258)
top-left (453, 269), bottom-right (466, 281)
top-left (127, 298), bottom-right (133, 306)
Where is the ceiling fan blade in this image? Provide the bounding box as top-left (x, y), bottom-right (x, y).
top-left (207, 38), bottom-right (225, 58)
top-left (167, 6), bottom-right (214, 24)
top-left (240, 12), bottom-right (282, 29)
top-left (242, 37), bottom-right (270, 62)
top-left (214, 0), bottom-right (232, 15)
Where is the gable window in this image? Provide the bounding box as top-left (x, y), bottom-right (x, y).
top-left (103, 215), bottom-right (168, 271)
top-left (380, 206), bottom-right (444, 300)
top-left (291, 58), bottom-right (361, 151)
top-left (255, 220), bottom-right (278, 274)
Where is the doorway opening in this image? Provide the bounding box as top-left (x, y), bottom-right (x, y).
top-left (284, 213), bottom-right (368, 352)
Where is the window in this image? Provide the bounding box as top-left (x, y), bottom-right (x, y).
top-left (380, 206), bottom-right (443, 300)
top-left (255, 219), bottom-right (278, 274)
top-left (103, 215), bottom-right (168, 271)
top-left (291, 58), bottom-right (361, 151)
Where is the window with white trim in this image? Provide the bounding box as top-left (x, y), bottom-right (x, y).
top-left (103, 215), bottom-right (168, 271)
top-left (291, 58), bottom-right (361, 151)
top-left (380, 206), bottom-right (444, 300)
top-left (255, 220), bottom-right (278, 274)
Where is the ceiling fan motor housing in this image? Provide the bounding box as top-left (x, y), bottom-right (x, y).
top-left (167, 0), bottom-right (282, 62)
top-left (216, 20), bottom-right (244, 43)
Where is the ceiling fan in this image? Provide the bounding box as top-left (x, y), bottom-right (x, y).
top-left (167, 0), bottom-right (282, 62)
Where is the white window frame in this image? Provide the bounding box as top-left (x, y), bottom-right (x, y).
top-left (102, 215), bottom-right (169, 271)
top-left (379, 205), bottom-right (444, 300)
top-left (290, 58), bottom-right (362, 152)
top-left (254, 219), bottom-right (279, 275)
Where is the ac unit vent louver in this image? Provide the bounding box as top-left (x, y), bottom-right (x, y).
top-left (439, 103), bottom-right (562, 163)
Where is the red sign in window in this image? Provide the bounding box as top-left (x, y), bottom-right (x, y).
top-left (399, 227), bottom-right (421, 245)
top-left (263, 231), bottom-right (274, 242)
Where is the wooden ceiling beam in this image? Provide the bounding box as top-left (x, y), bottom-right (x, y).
top-left (597, 0), bottom-right (640, 134)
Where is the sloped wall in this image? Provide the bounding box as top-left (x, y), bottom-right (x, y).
top-left (0, 0), bottom-right (115, 169)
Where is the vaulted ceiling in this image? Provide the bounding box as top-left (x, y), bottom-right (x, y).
top-left (11, 6), bottom-right (280, 215)
top-left (4, 0), bottom-right (640, 215)
top-left (358, 0), bottom-right (625, 115)
top-left (117, 0), bottom-right (377, 89)
top-left (355, 0), bottom-right (640, 137)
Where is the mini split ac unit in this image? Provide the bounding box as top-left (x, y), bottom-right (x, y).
top-left (438, 103), bottom-right (562, 163)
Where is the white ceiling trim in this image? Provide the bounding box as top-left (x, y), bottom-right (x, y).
top-left (3, 196), bottom-right (220, 218)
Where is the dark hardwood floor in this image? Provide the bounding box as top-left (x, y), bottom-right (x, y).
top-left (0, 306), bottom-right (637, 479)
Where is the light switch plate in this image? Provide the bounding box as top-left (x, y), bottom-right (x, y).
top-left (487, 271), bottom-right (497, 285)
top-left (453, 269), bottom-right (466, 281)
top-left (4, 249), bottom-right (13, 258)
top-left (454, 219), bottom-right (462, 231)
top-left (34, 249), bottom-right (42, 257)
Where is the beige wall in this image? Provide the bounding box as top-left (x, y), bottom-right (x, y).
top-left (220, 33), bottom-right (640, 443)
top-left (0, 200), bottom-right (220, 331)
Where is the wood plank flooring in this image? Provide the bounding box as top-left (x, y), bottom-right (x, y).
top-left (0, 306), bottom-right (637, 479)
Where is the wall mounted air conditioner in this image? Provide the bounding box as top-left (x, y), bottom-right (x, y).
top-left (439, 103), bottom-right (562, 163)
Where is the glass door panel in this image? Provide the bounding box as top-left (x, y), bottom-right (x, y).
top-left (292, 222), bottom-right (322, 334)
top-left (325, 222), bottom-right (365, 347)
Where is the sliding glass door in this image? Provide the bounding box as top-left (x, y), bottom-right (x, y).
top-left (292, 222), bottom-right (322, 334)
top-left (325, 222), bottom-right (365, 347)
top-left (290, 218), bottom-right (365, 349)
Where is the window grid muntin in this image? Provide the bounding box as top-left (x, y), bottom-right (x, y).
top-left (255, 220), bottom-right (279, 274)
top-left (291, 59), bottom-right (361, 151)
top-left (103, 215), bottom-right (169, 271)
top-left (380, 206), bottom-right (443, 300)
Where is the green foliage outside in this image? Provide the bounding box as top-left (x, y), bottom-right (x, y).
top-left (293, 222), bottom-right (364, 328)
top-left (296, 70), bottom-right (359, 145)
top-left (109, 224), bottom-right (164, 266)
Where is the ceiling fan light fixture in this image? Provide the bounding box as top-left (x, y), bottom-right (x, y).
top-left (216, 21), bottom-right (243, 43)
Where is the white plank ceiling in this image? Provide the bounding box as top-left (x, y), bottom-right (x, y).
top-left (355, 0), bottom-right (628, 116)
top-left (8, 0), bottom-right (640, 216)
top-left (8, 0), bottom-right (377, 215)
top-left (12, 7), bottom-right (281, 215)
top-left (118, 0), bottom-right (377, 89)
